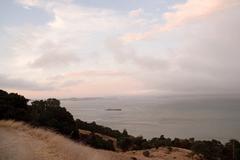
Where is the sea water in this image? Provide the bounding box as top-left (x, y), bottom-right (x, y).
top-left (61, 95), bottom-right (240, 142)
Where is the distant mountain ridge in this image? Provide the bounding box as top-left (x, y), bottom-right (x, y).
top-left (60, 97), bottom-right (105, 101)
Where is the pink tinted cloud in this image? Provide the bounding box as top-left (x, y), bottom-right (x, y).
top-left (121, 0), bottom-right (239, 42)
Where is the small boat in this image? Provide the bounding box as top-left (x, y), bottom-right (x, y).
top-left (105, 108), bottom-right (122, 111)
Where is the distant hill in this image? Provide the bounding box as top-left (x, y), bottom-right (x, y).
top-left (60, 97), bottom-right (105, 101)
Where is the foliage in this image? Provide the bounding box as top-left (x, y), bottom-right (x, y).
top-left (222, 139), bottom-right (240, 160)
top-left (30, 99), bottom-right (79, 139)
top-left (75, 119), bottom-right (122, 138)
top-left (143, 151), bottom-right (150, 157)
top-left (0, 90), bottom-right (30, 121)
top-left (117, 136), bottom-right (134, 151)
top-left (0, 90), bottom-right (79, 139)
top-left (83, 133), bottom-right (115, 151)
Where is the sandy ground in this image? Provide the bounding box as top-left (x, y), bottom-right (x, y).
top-left (0, 120), bottom-right (199, 160)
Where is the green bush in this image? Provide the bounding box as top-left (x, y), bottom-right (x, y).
top-left (84, 133), bottom-right (115, 151)
top-left (30, 99), bottom-right (79, 139)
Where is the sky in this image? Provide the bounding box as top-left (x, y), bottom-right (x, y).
top-left (0, 0), bottom-right (240, 98)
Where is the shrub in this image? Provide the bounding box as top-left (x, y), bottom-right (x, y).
top-left (84, 133), bottom-right (115, 151)
top-left (30, 99), bottom-right (79, 139)
top-left (143, 151), bottom-right (150, 157)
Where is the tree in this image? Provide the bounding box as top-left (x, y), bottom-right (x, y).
top-left (0, 90), bottom-right (29, 121)
top-left (30, 99), bottom-right (79, 139)
top-left (223, 139), bottom-right (240, 160)
top-left (122, 129), bottom-right (128, 137)
top-left (118, 137), bottom-right (133, 151)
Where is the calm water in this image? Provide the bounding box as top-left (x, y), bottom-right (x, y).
top-left (61, 95), bottom-right (240, 142)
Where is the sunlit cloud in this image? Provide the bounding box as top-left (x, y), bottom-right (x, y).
top-left (128, 8), bottom-right (143, 17)
top-left (121, 0), bottom-right (240, 42)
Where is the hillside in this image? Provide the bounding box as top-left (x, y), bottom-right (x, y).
top-left (1, 89), bottom-right (238, 160)
top-left (0, 120), bottom-right (199, 160)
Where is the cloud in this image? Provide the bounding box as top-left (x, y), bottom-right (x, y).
top-left (0, 74), bottom-right (52, 91)
top-left (65, 70), bottom-right (131, 77)
top-left (44, 70), bottom-right (143, 97)
top-left (121, 0), bottom-right (240, 42)
top-left (10, 1), bottom-right (134, 71)
top-left (47, 75), bottom-right (82, 88)
top-left (4, 0), bottom-right (240, 97)
top-left (138, 6), bottom-right (240, 95)
top-left (30, 52), bottom-right (80, 69)
top-left (162, 0), bottom-right (237, 30)
top-left (15, 0), bottom-right (72, 10)
top-left (46, 70), bottom-right (131, 88)
top-left (128, 8), bottom-right (143, 17)
top-left (4, 0), bottom-right (145, 95)
top-left (106, 39), bottom-right (169, 70)
top-left (16, 0), bottom-right (40, 8)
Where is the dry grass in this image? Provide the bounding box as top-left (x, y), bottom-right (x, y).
top-left (0, 120), bottom-right (129, 160)
top-left (126, 147), bottom-right (201, 160)
top-left (0, 120), bottom-right (199, 160)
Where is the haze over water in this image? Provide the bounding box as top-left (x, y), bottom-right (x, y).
top-left (61, 95), bottom-right (240, 142)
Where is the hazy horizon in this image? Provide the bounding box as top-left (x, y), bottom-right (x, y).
top-left (26, 92), bottom-right (240, 101)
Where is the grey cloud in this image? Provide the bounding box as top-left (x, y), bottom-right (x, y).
top-left (30, 52), bottom-right (80, 69)
top-left (105, 6), bottom-right (240, 95)
top-left (0, 74), bottom-right (53, 91)
top-left (66, 70), bottom-right (131, 77)
top-left (141, 6), bottom-right (240, 95)
top-left (47, 75), bottom-right (82, 88)
top-left (60, 79), bottom-right (82, 87)
top-left (107, 40), bottom-right (168, 70)
top-left (22, 36), bottom-right (81, 70)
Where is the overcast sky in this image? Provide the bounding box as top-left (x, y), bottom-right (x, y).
top-left (0, 0), bottom-right (240, 98)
